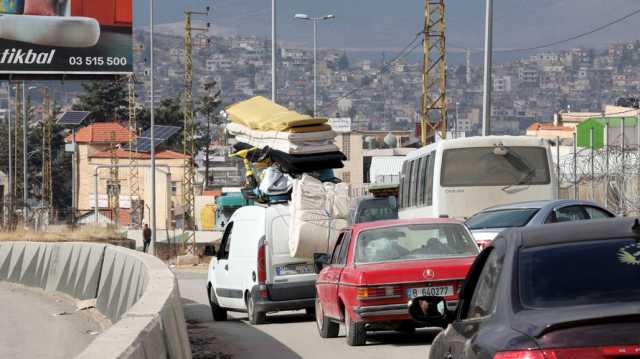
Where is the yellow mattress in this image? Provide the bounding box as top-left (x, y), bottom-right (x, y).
top-left (225, 96), bottom-right (327, 131)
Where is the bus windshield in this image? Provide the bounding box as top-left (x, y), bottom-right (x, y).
top-left (440, 147), bottom-right (550, 187)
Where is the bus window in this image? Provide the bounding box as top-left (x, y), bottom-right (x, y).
top-left (417, 156), bottom-right (427, 205)
top-left (440, 147), bottom-right (550, 187)
top-left (426, 153), bottom-right (434, 206)
top-left (400, 161), bottom-right (409, 208)
top-left (409, 160), bottom-right (419, 206)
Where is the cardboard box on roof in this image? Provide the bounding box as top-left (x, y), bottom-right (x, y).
top-left (225, 96), bottom-right (327, 131)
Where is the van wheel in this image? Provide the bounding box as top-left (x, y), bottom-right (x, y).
top-left (345, 310), bottom-right (366, 346)
top-left (209, 286), bottom-right (227, 321)
top-left (247, 295), bottom-right (266, 325)
top-left (316, 299), bottom-right (339, 338)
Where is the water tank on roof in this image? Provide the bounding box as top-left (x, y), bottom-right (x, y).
top-left (384, 132), bottom-right (397, 148)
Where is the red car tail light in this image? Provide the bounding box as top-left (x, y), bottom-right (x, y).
top-left (495, 346), bottom-right (640, 359)
top-left (494, 350), bottom-right (546, 359)
top-left (356, 286), bottom-right (402, 300)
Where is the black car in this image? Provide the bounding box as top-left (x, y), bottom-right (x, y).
top-left (409, 218), bottom-right (640, 359)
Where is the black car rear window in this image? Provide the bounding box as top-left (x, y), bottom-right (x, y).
top-left (519, 239), bottom-right (640, 308)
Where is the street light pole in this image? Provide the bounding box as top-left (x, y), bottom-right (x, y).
top-left (272, 0), bottom-right (277, 103)
top-left (313, 19), bottom-right (317, 117)
top-left (481, 0), bottom-right (493, 136)
top-left (295, 13), bottom-right (335, 118)
top-left (22, 82), bottom-right (27, 225)
top-left (150, 0), bottom-right (157, 255)
top-left (6, 83), bottom-right (12, 228)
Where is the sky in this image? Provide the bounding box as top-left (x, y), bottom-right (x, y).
top-left (134, 0), bottom-right (640, 56)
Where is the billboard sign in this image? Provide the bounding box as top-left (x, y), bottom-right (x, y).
top-left (0, 0), bottom-right (132, 76)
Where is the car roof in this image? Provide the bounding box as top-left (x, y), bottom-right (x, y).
top-left (478, 199), bottom-right (607, 212)
top-left (496, 217), bottom-right (640, 248)
top-left (351, 217), bottom-right (463, 231)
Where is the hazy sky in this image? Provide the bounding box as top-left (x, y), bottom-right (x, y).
top-left (134, 0), bottom-right (640, 53)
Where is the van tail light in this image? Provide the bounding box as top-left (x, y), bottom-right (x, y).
top-left (257, 242), bottom-right (267, 284)
top-left (494, 351), bottom-right (546, 359)
top-left (356, 286), bottom-right (401, 300)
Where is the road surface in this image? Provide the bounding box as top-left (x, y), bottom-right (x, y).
top-left (177, 270), bottom-right (435, 359)
top-left (0, 282), bottom-right (104, 359)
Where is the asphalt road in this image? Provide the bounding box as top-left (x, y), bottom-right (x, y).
top-left (0, 282), bottom-right (104, 359)
top-left (177, 270), bottom-right (436, 359)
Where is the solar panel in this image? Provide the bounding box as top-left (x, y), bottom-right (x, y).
top-left (57, 111), bottom-right (90, 126)
top-left (125, 138), bottom-right (154, 153)
top-left (138, 125), bottom-right (181, 141)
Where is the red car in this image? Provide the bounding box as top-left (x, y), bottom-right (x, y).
top-left (314, 218), bottom-right (479, 346)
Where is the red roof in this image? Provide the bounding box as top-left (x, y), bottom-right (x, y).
top-left (65, 122), bottom-right (134, 144)
top-left (91, 149), bottom-right (189, 160)
top-left (527, 122), bottom-right (573, 132)
top-left (351, 217), bottom-right (464, 232)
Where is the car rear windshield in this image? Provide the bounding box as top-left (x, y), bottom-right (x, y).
top-left (519, 239), bottom-right (640, 308)
top-left (355, 199), bottom-right (398, 223)
top-left (441, 147), bottom-right (550, 187)
top-left (355, 223), bottom-right (478, 264)
top-left (465, 208), bottom-right (539, 230)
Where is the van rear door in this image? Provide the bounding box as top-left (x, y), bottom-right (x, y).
top-left (267, 211), bottom-right (317, 301)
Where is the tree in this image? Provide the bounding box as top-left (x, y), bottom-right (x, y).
top-left (197, 82), bottom-right (223, 189)
top-left (72, 80), bottom-right (128, 121)
top-left (337, 51), bottom-right (350, 70)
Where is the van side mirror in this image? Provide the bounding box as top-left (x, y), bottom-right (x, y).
top-left (313, 253), bottom-right (330, 274)
top-left (408, 296), bottom-right (453, 324)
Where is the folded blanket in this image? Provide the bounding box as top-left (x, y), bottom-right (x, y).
top-left (225, 96), bottom-right (327, 131)
top-left (234, 142), bottom-right (346, 174)
top-left (234, 134), bottom-right (339, 155)
top-left (227, 122), bottom-right (336, 142)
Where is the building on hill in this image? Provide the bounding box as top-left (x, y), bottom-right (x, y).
top-left (65, 122), bottom-right (190, 229)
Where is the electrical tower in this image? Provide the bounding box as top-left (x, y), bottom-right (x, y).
top-left (420, 0), bottom-right (447, 145)
top-left (127, 74), bottom-right (141, 228)
top-left (41, 88), bottom-right (53, 220)
top-left (183, 8), bottom-right (209, 254)
top-left (108, 131), bottom-right (120, 228)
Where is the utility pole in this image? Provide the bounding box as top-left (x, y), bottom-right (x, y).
top-left (421, 0), bottom-right (447, 145)
top-left (41, 88), bottom-right (53, 220)
top-left (466, 49), bottom-right (472, 85)
top-left (183, 8), bottom-right (209, 255)
top-left (127, 74), bottom-right (141, 228)
top-left (108, 131), bottom-right (120, 228)
top-left (481, 0), bottom-right (494, 136)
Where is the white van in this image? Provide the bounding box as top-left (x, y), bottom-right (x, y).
top-left (206, 204), bottom-right (317, 324)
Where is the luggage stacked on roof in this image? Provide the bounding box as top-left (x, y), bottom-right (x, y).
top-left (224, 96), bottom-right (350, 258)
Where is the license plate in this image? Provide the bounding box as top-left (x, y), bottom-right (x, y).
top-left (407, 285), bottom-right (453, 299)
top-left (275, 263), bottom-right (314, 276)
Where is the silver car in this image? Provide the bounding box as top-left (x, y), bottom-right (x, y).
top-left (465, 200), bottom-right (615, 248)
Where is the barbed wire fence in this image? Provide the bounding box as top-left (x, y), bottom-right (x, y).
top-left (557, 141), bottom-right (640, 216)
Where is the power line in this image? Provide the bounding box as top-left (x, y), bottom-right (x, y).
top-left (497, 7), bottom-right (640, 54)
top-left (450, 6), bottom-right (640, 54)
top-left (324, 31), bottom-right (423, 111)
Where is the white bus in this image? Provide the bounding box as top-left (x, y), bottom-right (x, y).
top-left (398, 136), bottom-right (556, 220)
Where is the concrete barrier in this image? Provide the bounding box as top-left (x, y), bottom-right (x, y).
top-left (0, 242), bottom-right (192, 359)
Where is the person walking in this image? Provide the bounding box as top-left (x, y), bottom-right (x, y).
top-left (143, 224), bottom-right (152, 253)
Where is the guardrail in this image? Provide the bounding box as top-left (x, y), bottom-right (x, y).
top-left (0, 242), bottom-right (192, 359)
